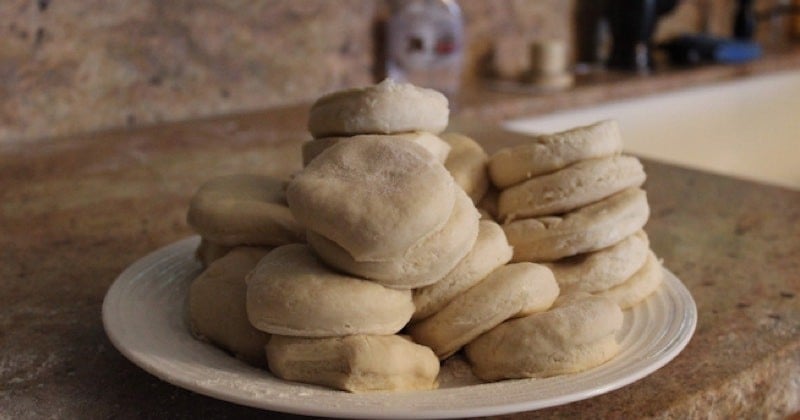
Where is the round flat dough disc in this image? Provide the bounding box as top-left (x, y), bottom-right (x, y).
top-left (302, 132), bottom-right (451, 166)
top-left (266, 334), bottom-right (440, 393)
top-left (498, 155), bottom-right (646, 222)
top-left (489, 120), bottom-right (622, 189)
top-left (246, 244), bottom-right (414, 337)
top-left (308, 79), bottom-right (449, 138)
top-left (465, 294), bottom-right (623, 381)
top-left (287, 136), bottom-right (455, 261)
top-left (440, 132), bottom-right (490, 204)
top-left (187, 174), bottom-right (305, 247)
top-left (503, 187), bottom-right (650, 262)
top-left (189, 247), bottom-right (271, 367)
top-left (307, 187), bottom-right (479, 289)
top-left (408, 262), bottom-right (559, 359)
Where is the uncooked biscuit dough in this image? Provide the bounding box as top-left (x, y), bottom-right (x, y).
top-left (307, 78), bottom-right (449, 138)
top-left (246, 244), bottom-right (414, 337)
top-left (189, 247), bottom-right (271, 367)
top-left (489, 120), bottom-right (622, 189)
top-left (409, 263), bottom-right (559, 359)
top-left (504, 188), bottom-right (650, 262)
top-left (440, 132), bottom-right (490, 204)
top-left (477, 186), bottom-right (499, 221)
top-left (412, 220), bottom-right (513, 321)
top-left (187, 174), bottom-right (305, 247)
top-left (307, 187), bottom-right (479, 289)
top-left (545, 230), bottom-right (650, 293)
top-left (498, 155), bottom-right (646, 222)
top-left (266, 335), bottom-right (440, 393)
top-left (287, 136), bottom-right (455, 261)
top-left (302, 132), bottom-right (451, 166)
top-left (465, 294), bottom-right (623, 381)
top-left (596, 250), bottom-right (663, 309)
top-left (194, 238), bottom-right (233, 267)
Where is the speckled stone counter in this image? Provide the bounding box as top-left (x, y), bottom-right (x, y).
top-left (1, 106), bottom-right (798, 418)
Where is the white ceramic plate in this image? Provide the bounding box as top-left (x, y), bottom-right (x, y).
top-left (103, 236), bottom-right (697, 419)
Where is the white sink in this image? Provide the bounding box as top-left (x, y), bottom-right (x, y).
top-left (504, 70), bottom-right (800, 190)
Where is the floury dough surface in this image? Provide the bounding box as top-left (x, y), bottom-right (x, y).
top-left (287, 136), bottom-right (455, 262)
top-left (245, 244), bottom-right (414, 337)
top-left (307, 78), bottom-right (449, 138)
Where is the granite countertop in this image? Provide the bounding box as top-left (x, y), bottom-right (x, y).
top-left (2, 70), bottom-right (799, 418)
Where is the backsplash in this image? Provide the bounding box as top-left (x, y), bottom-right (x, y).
top-left (0, 0), bottom-right (782, 143)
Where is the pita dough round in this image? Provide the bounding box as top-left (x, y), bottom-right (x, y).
top-left (308, 78), bottom-right (449, 138)
top-left (194, 238), bottom-right (233, 267)
top-left (440, 132), bottom-right (490, 204)
top-left (287, 136), bottom-right (455, 261)
top-left (498, 155), bottom-right (646, 222)
top-left (477, 186), bottom-right (499, 221)
top-left (302, 132), bottom-right (451, 166)
top-left (596, 250), bottom-right (663, 309)
top-left (266, 335), bottom-right (439, 393)
top-left (465, 294), bottom-right (623, 381)
top-left (408, 263), bottom-right (559, 359)
top-left (412, 220), bottom-right (513, 321)
top-left (489, 120), bottom-right (622, 189)
top-left (545, 230), bottom-right (650, 293)
top-left (307, 188), bottom-right (479, 289)
top-left (187, 174), bottom-right (305, 247)
top-left (504, 188), bottom-right (649, 262)
top-left (189, 247), bottom-right (271, 367)
top-left (246, 244), bottom-right (414, 337)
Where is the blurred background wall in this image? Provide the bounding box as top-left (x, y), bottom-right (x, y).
top-left (0, 0), bottom-right (776, 143)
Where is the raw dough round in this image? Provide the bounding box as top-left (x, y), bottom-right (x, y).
top-left (307, 79), bottom-right (449, 138)
top-left (489, 120), bottom-right (622, 189)
top-left (306, 187), bottom-right (479, 289)
top-left (503, 188), bottom-right (650, 262)
top-left (266, 334), bottom-right (440, 393)
top-left (194, 238), bottom-right (233, 267)
top-left (545, 230), bottom-right (650, 293)
top-left (596, 250), bottom-right (663, 309)
top-left (408, 263), bottom-right (559, 359)
top-left (412, 220), bottom-right (513, 321)
top-left (440, 132), bottom-right (490, 204)
top-left (246, 244), bottom-right (414, 337)
top-left (465, 294), bottom-right (623, 381)
top-left (189, 247), bottom-right (271, 367)
top-left (498, 155), bottom-right (646, 222)
top-left (187, 174), bottom-right (305, 247)
top-left (302, 132), bottom-right (451, 166)
top-left (287, 136), bottom-right (455, 261)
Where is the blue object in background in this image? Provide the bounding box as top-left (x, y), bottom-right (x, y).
top-left (660, 34), bottom-right (762, 65)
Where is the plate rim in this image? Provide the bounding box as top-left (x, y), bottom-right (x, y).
top-left (102, 236), bottom-right (697, 419)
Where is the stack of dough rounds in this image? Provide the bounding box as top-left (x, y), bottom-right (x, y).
top-left (250, 80), bottom-right (472, 392)
top-left (488, 120), bottom-right (663, 311)
top-left (303, 78), bottom-right (452, 165)
top-left (184, 80), bottom-right (676, 393)
top-left (288, 136), bottom-right (479, 289)
top-left (186, 174), bottom-right (305, 266)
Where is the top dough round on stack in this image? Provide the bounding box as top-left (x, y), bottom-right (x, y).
top-left (489, 120), bottom-right (622, 189)
top-left (287, 136), bottom-right (456, 261)
top-left (307, 78), bottom-right (449, 138)
top-left (187, 174), bottom-right (305, 247)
